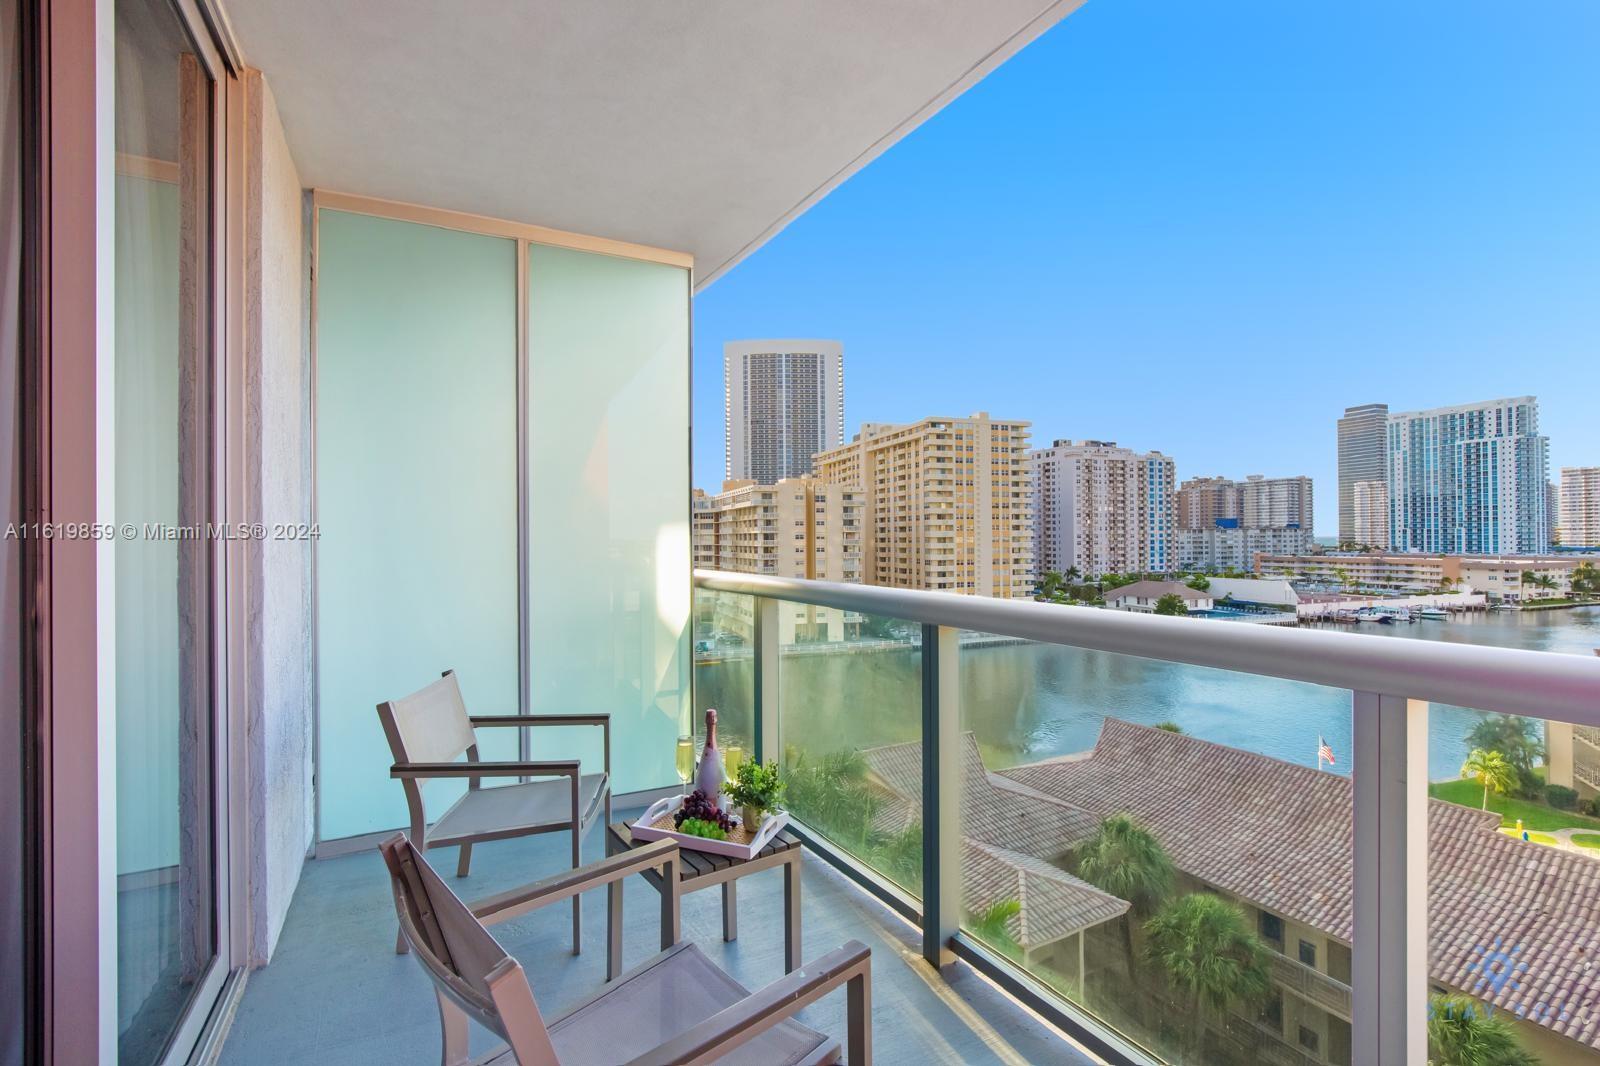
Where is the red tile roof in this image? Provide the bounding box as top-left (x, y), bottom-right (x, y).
top-left (1002, 719), bottom-right (1600, 1050)
top-left (861, 735), bottom-right (1127, 952)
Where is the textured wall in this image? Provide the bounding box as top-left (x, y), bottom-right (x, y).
top-left (244, 70), bottom-right (312, 964)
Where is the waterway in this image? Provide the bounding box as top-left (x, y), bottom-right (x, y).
top-left (694, 606), bottom-right (1600, 781)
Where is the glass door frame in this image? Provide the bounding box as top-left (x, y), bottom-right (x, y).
top-left (33, 0), bottom-right (245, 1060)
top-left (148, 0), bottom-right (249, 1062)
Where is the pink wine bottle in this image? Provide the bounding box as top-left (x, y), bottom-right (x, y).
top-left (694, 708), bottom-right (726, 808)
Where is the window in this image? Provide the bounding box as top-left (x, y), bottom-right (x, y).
top-left (1298, 1025), bottom-right (1320, 1054)
top-left (1258, 989), bottom-right (1283, 1030)
top-left (1259, 910), bottom-right (1284, 946)
top-left (1298, 938), bottom-right (1317, 968)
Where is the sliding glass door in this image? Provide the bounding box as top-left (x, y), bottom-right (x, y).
top-left (113, 0), bottom-right (225, 1060)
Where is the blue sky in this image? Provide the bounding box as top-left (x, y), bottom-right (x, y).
top-left (691, 0), bottom-right (1600, 536)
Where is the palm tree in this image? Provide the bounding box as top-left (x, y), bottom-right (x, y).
top-left (1076, 814), bottom-right (1175, 914)
top-left (1144, 893), bottom-right (1270, 1059)
top-left (1427, 993), bottom-right (1538, 1065)
top-left (1466, 714), bottom-right (1543, 786)
top-left (871, 821), bottom-right (923, 893)
top-left (1155, 721), bottom-right (1184, 734)
top-left (1037, 570), bottom-right (1064, 602)
top-left (1063, 565), bottom-right (1082, 585)
top-left (1075, 814), bottom-right (1175, 984)
top-left (1460, 748), bottom-right (1516, 811)
top-left (783, 746), bottom-right (879, 849)
top-left (966, 898), bottom-right (1022, 960)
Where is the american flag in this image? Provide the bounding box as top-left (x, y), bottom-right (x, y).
top-left (1318, 736), bottom-right (1336, 767)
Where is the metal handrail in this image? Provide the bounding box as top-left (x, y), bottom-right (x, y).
top-left (693, 570), bottom-right (1600, 725)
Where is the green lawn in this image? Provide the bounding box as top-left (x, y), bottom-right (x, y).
top-left (1429, 778), bottom-right (1600, 833)
top-left (1571, 833), bottom-right (1600, 850)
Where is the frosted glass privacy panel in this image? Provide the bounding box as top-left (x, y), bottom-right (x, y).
top-left (527, 244), bottom-right (690, 794)
top-left (316, 211), bottom-right (518, 840)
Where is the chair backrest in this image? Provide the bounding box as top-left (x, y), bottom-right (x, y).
top-left (377, 671), bottom-right (477, 765)
top-left (380, 833), bottom-right (559, 1064)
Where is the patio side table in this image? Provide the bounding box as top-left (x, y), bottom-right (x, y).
top-left (603, 820), bottom-right (803, 981)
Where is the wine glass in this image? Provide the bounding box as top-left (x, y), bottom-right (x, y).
top-left (723, 741), bottom-right (744, 787)
top-left (675, 734), bottom-right (695, 793)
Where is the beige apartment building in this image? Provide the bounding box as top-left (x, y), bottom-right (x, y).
top-left (1547, 719), bottom-right (1600, 802)
top-left (1561, 466), bottom-right (1600, 548)
top-left (1256, 552), bottom-right (1595, 601)
top-left (812, 413), bottom-right (1033, 597)
top-left (1033, 440), bottom-right (1176, 579)
top-left (692, 478), bottom-right (863, 642)
top-left (1255, 554), bottom-right (1451, 592)
top-left (1176, 475), bottom-right (1240, 530)
top-left (1241, 474), bottom-right (1313, 530)
top-left (1351, 479), bottom-right (1388, 549)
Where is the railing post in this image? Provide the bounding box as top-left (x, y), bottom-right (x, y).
top-left (921, 624), bottom-right (961, 968)
top-left (752, 596), bottom-right (780, 765)
top-left (1351, 691), bottom-right (1428, 1064)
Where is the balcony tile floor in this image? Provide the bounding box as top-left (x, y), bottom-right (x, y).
top-left (219, 811), bottom-right (1097, 1065)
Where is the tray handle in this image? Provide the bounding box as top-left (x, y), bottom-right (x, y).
top-left (636, 794), bottom-right (680, 828)
top-left (746, 811), bottom-right (786, 853)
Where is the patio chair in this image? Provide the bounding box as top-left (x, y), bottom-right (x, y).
top-left (379, 833), bottom-right (873, 1065)
top-left (378, 670), bottom-right (611, 954)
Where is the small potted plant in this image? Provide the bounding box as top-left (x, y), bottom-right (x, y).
top-left (726, 760), bottom-right (784, 830)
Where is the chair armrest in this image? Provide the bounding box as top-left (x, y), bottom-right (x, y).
top-left (390, 760), bottom-right (580, 780)
top-left (624, 940), bottom-right (872, 1066)
top-left (471, 838), bottom-right (680, 926)
top-left (468, 715), bottom-right (611, 777)
top-left (469, 714), bottom-right (610, 728)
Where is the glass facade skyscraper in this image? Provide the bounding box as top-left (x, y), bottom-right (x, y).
top-left (1386, 396), bottom-right (1550, 555)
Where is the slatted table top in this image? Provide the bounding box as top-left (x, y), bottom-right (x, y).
top-left (606, 820), bottom-right (801, 882)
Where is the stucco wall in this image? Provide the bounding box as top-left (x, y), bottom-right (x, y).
top-left (244, 70), bottom-right (312, 964)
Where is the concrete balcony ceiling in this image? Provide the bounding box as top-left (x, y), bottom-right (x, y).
top-left (222, 0), bottom-right (1086, 288)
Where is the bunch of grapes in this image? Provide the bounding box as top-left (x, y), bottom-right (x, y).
top-left (675, 789), bottom-right (734, 832)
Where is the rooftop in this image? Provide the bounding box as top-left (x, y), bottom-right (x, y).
top-left (1002, 719), bottom-right (1600, 1051)
top-left (1102, 581), bottom-right (1212, 603)
top-left (862, 735), bottom-right (1125, 953)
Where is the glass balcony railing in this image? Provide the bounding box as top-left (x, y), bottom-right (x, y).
top-left (692, 568), bottom-right (1600, 1066)
top-left (954, 627), bottom-right (1352, 1065)
top-left (780, 611), bottom-right (923, 897)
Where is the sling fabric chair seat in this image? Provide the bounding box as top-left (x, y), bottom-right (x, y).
top-left (427, 771), bottom-right (609, 848)
top-left (542, 942), bottom-right (834, 1065)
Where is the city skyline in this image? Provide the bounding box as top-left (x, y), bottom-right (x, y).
top-left (690, 0), bottom-right (1600, 536)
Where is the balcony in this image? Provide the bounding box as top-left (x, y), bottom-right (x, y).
top-left (217, 818), bottom-right (1084, 1066)
top-left (19, 1), bottom-right (1599, 1064)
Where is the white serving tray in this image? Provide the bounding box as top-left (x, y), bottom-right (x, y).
top-left (630, 795), bottom-right (790, 859)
